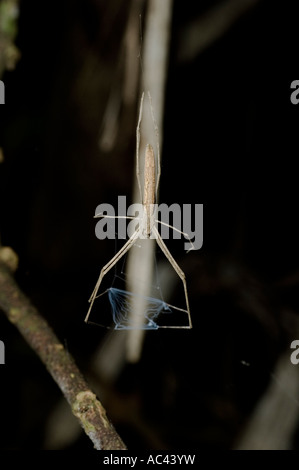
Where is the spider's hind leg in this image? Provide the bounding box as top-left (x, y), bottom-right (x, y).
top-left (153, 226), bottom-right (192, 329)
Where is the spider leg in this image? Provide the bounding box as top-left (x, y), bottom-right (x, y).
top-left (155, 219), bottom-right (195, 252)
top-left (85, 228), bottom-right (140, 323)
top-left (153, 226), bottom-right (192, 329)
top-left (94, 214), bottom-right (136, 220)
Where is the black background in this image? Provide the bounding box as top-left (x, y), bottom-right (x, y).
top-left (1, 0), bottom-right (299, 450)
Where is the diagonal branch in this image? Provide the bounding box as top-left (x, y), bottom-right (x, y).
top-left (0, 246), bottom-right (127, 450)
top-left (178, 0), bottom-right (260, 62)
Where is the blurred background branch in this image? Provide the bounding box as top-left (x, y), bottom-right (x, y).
top-left (234, 349), bottom-right (299, 450)
top-left (177, 0), bottom-right (260, 62)
top-left (0, 0), bottom-right (20, 77)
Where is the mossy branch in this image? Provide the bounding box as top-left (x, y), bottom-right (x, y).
top-left (0, 246), bottom-right (127, 450)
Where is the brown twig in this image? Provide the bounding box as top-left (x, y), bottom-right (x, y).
top-left (0, 246), bottom-right (127, 450)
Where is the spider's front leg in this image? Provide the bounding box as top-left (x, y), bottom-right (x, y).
top-left (85, 228), bottom-right (140, 323)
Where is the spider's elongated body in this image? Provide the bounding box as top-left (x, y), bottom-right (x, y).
top-left (85, 92), bottom-right (192, 329)
top-left (143, 143), bottom-right (156, 237)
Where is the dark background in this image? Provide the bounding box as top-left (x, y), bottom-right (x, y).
top-left (1, 0), bottom-right (299, 450)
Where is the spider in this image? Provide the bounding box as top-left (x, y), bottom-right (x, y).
top-left (85, 92), bottom-right (194, 329)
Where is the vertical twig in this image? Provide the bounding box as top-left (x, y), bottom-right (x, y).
top-left (126, 0), bottom-right (173, 362)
